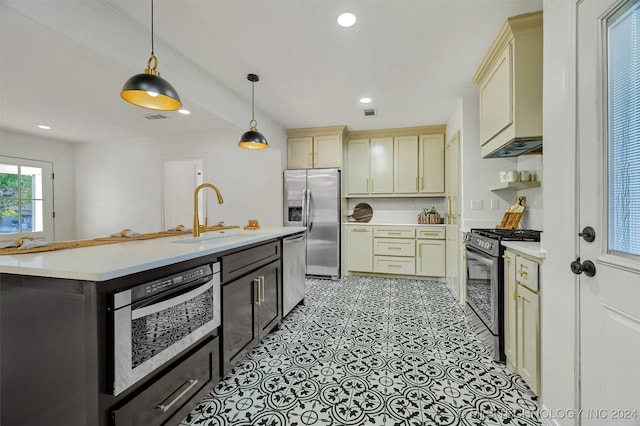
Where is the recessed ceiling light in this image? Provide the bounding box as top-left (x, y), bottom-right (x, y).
top-left (37, 125), bottom-right (51, 130)
top-left (359, 97), bottom-right (372, 104)
top-left (178, 109), bottom-right (191, 115)
top-left (337, 12), bottom-right (356, 28)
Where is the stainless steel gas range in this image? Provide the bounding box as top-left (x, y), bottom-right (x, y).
top-left (464, 228), bottom-right (541, 362)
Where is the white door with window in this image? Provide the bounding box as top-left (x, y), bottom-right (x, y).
top-left (577, 0), bottom-right (640, 420)
top-left (0, 156), bottom-right (54, 242)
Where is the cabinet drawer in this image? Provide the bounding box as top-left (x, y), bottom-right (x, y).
top-left (417, 227), bottom-right (445, 239)
top-left (516, 256), bottom-right (539, 292)
top-left (373, 227), bottom-right (415, 238)
top-left (112, 336), bottom-right (219, 426)
top-left (373, 256), bottom-right (415, 275)
top-left (222, 240), bottom-right (280, 283)
top-left (373, 238), bottom-right (415, 257)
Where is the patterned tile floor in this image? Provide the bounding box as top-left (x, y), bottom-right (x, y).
top-left (180, 276), bottom-right (540, 426)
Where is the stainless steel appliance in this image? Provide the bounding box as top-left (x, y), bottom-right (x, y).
top-left (283, 169), bottom-right (340, 279)
top-left (464, 229), bottom-right (541, 361)
top-left (282, 232), bottom-right (306, 317)
top-left (111, 263), bottom-right (221, 395)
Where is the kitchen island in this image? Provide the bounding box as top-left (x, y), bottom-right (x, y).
top-left (0, 226), bottom-right (305, 426)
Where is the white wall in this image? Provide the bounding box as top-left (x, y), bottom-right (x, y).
top-left (0, 129), bottom-right (76, 241)
top-left (541, 1), bottom-right (579, 423)
top-left (73, 128), bottom-right (286, 239)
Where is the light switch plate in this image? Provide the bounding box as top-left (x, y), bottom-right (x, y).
top-left (471, 199), bottom-right (483, 210)
top-left (490, 199), bottom-right (499, 210)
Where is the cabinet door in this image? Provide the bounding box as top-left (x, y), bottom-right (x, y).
top-left (479, 43), bottom-right (513, 145)
top-left (394, 136), bottom-right (419, 194)
top-left (503, 250), bottom-right (518, 372)
top-left (419, 134), bottom-right (445, 194)
top-left (222, 274), bottom-right (259, 373)
top-left (370, 137), bottom-right (394, 194)
top-left (257, 261), bottom-right (281, 337)
top-left (415, 239), bottom-right (445, 277)
top-left (288, 137), bottom-right (313, 169)
top-left (346, 226), bottom-right (373, 272)
top-left (313, 135), bottom-right (341, 168)
top-left (517, 284), bottom-right (539, 395)
top-left (346, 139), bottom-right (370, 195)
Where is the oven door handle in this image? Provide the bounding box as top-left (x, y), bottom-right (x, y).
top-left (131, 279), bottom-right (213, 320)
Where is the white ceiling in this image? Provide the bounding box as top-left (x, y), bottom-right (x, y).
top-left (0, 0), bottom-right (543, 145)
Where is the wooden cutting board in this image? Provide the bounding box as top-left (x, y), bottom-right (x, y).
top-left (349, 203), bottom-right (373, 222)
top-left (497, 196), bottom-right (526, 230)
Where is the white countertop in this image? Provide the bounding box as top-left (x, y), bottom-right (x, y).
top-left (501, 241), bottom-right (546, 259)
top-left (343, 222), bottom-right (450, 227)
top-left (0, 227), bottom-right (306, 281)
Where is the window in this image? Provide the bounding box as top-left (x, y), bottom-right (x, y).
top-left (0, 156), bottom-right (54, 241)
top-left (608, 0), bottom-right (640, 257)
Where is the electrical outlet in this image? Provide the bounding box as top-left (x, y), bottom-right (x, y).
top-left (490, 199), bottom-right (499, 210)
top-left (471, 199), bottom-right (483, 211)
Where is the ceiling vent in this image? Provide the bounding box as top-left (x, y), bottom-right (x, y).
top-left (144, 113), bottom-right (169, 120)
top-left (363, 108), bottom-right (377, 117)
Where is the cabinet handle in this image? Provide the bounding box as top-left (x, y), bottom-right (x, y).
top-left (518, 268), bottom-right (528, 278)
top-left (416, 177), bottom-right (419, 191)
top-left (352, 228), bottom-right (367, 233)
top-left (387, 232), bottom-right (401, 235)
top-left (513, 290), bottom-right (518, 301)
top-left (447, 199), bottom-right (452, 216)
top-left (388, 247), bottom-right (401, 251)
top-left (503, 255), bottom-right (511, 260)
top-left (388, 264), bottom-right (401, 268)
top-left (421, 177), bottom-right (425, 191)
top-left (314, 152), bottom-right (318, 166)
top-left (308, 153), bottom-right (313, 167)
top-left (260, 276), bottom-right (265, 303)
top-left (156, 379), bottom-right (199, 412)
top-left (254, 278), bottom-right (261, 306)
top-left (366, 178), bottom-right (369, 192)
top-left (371, 178), bottom-right (374, 191)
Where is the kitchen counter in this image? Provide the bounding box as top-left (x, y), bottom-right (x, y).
top-left (0, 226), bottom-right (306, 281)
top-left (501, 241), bottom-right (546, 259)
top-left (343, 222), bottom-right (449, 227)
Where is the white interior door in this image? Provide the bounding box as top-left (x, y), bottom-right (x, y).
top-left (163, 159), bottom-right (203, 230)
top-left (577, 0), bottom-right (640, 422)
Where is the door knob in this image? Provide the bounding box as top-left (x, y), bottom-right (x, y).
top-left (578, 226), bottom-right (596, 242)
top-left (570, 257), bottom-right (596, 277)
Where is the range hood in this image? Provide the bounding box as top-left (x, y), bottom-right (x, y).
top-left (484, 137), bottom-right (542, 158)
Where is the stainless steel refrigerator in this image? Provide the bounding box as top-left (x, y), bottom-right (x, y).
top-left (283, 168), bottom-right (340, 279)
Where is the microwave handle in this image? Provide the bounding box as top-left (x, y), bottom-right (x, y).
top-left (131, 279), bottom-right (214, 320)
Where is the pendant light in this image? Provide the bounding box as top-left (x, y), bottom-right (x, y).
top-left (120, 0), bottom-right (181, 111)
top-left (238, 74), bottom-right (269, 149)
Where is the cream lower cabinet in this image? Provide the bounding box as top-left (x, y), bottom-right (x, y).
top-left (416, 227), bottom-right (446, 277)
top-left (346, 225), bottom-right (373, 272)
top-left (373, 227), bottom-right (415, 275)
top-left (504, 249), bottom-right (540, 396)
top-left (345, 225), bottom-right (446, 278)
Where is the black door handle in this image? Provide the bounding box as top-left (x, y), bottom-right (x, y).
top-left (570, 257), bottom-right (596, 277)
top-left (578, 226), bottom-right (596, 242)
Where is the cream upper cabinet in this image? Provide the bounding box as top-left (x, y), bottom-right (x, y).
top-left (288, 137), bottom-right (314, 169)
top-left (473, 11), bottom-right (543, 158)
top-left (370, 138), bottom-right (394, 194)
top-left (394, 136), bottom-right (419, 194)
top-left (346, 139), bottom-right (371, 195)
top-left (287, 126), bottom-right (346, 169)
top-left (419, 134), bottom-right (445, 194)
top-left (346, 225), bottom-right (373, 272)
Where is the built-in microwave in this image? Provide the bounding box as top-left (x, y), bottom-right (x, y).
top-left (110, 263), bottom-right (220, 396)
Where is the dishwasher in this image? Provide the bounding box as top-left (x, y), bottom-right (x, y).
top-left (282, 232), bottom-right (306, 317)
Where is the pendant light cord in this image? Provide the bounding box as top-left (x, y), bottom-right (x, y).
top-left (150, 0), bottom-right (155, 55)
top-left (251, 81), bottom-right (255, 121)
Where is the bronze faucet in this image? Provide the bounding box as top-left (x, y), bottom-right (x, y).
top-left (193, 183), bottom-right (224, 237)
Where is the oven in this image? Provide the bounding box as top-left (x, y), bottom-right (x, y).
top-left (110, 262), bottom-right (220, 396)
top-left (464, 229), bottom-right (541, 362)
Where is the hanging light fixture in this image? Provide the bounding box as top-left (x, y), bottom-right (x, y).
top-left (121, 0), bottom-right (181, 111)
top-left (238, 74), bottom-right (269, 149)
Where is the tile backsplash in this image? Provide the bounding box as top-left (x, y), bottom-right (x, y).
top-left (347, 198), bottom-right (446, 224)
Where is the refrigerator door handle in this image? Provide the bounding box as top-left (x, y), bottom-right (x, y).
top-left (306, 189), bottom-right (313, 231)
top-left (301, 189), bottom-right (307, 227)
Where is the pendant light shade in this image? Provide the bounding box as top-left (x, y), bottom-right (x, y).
top-left (238, 74), bottom-right (268, 149)
top-left (120, 0), bottom-right (181, 111)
